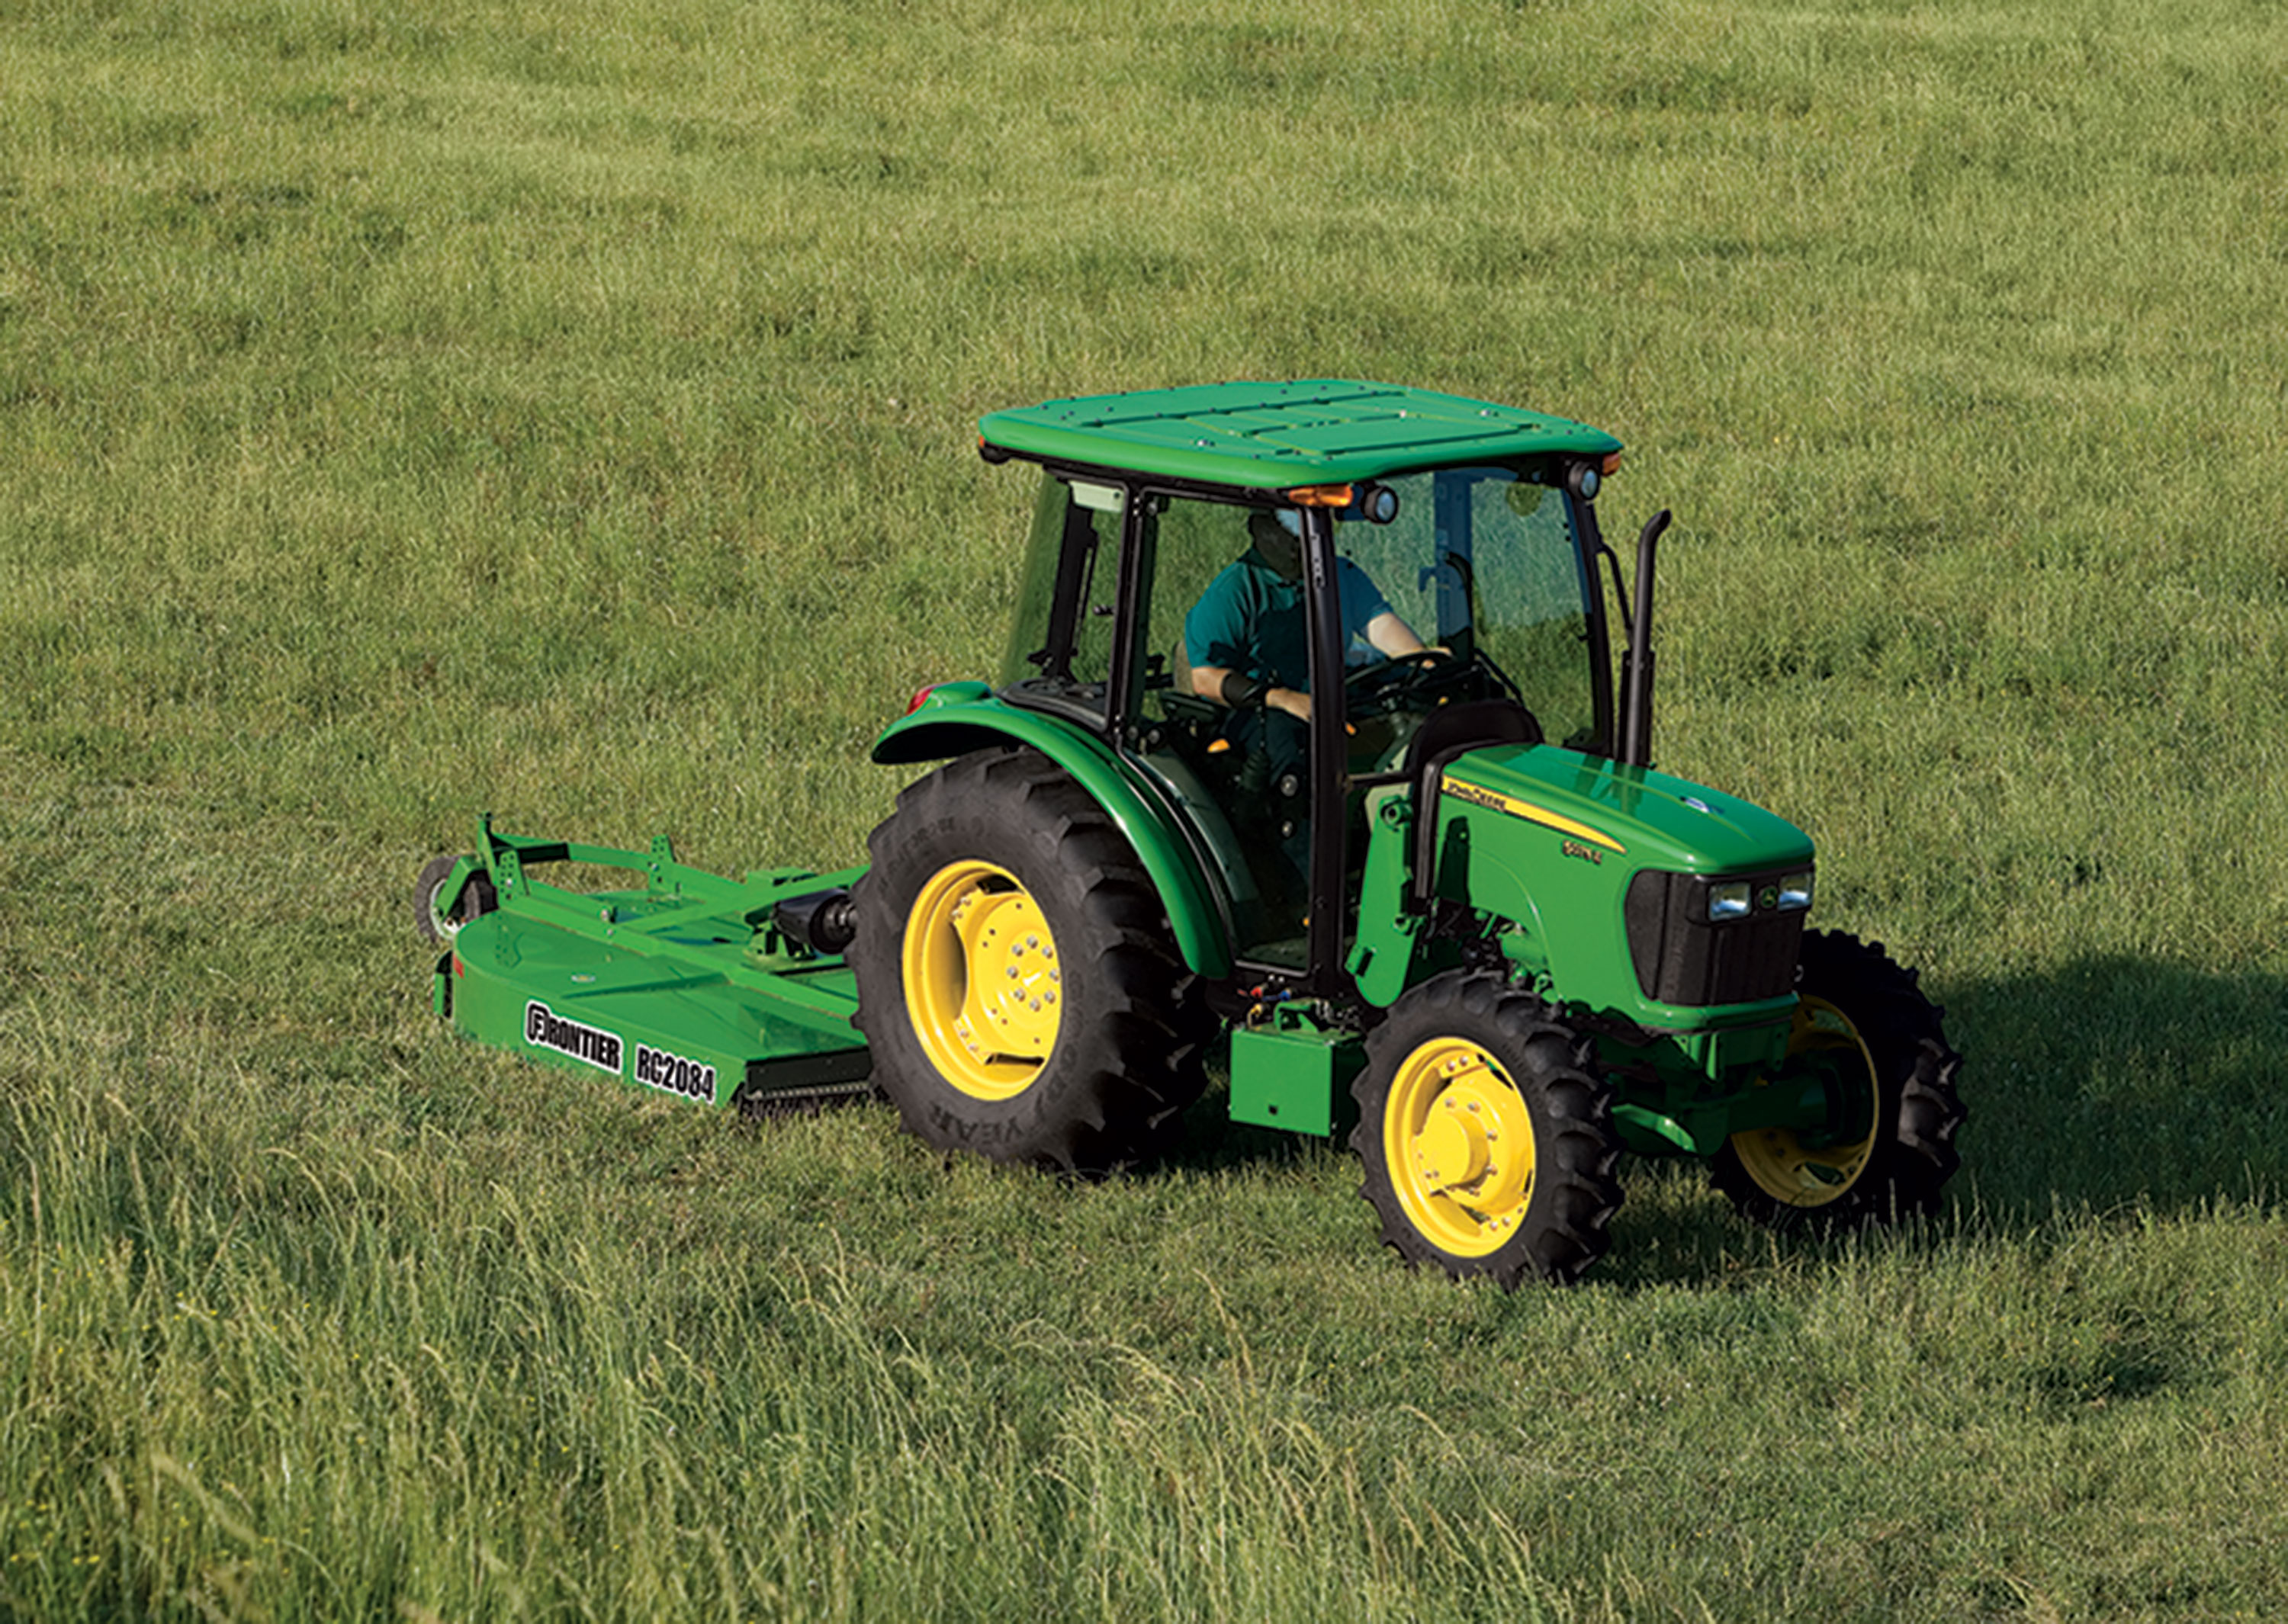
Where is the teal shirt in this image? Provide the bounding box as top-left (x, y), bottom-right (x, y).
top-left (1184, 550), bottom-right (1394, 692)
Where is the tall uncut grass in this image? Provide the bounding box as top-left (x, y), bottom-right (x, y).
top-left (5, 0), bottom-right (2287, 1616)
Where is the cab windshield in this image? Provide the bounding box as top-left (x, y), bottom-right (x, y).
top-left (1331, 466), bottom-right (1606, 756)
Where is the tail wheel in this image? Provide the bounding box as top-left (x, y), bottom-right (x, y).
top-left (414, 855), bottom-right (496, 947)
top-left (1351, 972), bottom-right (1622, 1288)
top-left (1714, 929), bottom-right (1966, 1228)
top-left (847, 747), bottom-right (1209, 1173)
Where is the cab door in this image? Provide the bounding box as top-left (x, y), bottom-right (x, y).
top-left (1123, 489), bottom-right (1322, 972)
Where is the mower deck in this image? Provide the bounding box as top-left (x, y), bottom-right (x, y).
top-left (433, 820), bottom-right (875, 1111)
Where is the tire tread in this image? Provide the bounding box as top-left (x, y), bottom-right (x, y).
top-left (849, 747), bottom-right (1210, 1173)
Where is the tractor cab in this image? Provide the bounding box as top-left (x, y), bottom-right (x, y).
top-left (983, 384), bottom-right (1628, 990)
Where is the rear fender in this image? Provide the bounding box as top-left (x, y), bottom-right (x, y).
top-left (872, 689), bottom-right (1233, 978)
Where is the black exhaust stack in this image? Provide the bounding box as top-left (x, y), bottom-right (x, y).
top-left (1620, 509), bottom-right (1670, 769)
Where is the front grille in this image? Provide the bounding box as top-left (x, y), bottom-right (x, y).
top-left (1624, 869), bottom-right (1806, 1008)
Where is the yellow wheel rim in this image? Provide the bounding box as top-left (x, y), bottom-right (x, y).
top-left (1730, 996), bottom-right (1881, 1208)
top-left (1382, 1037), bottom-right (1538, 1259)
top-left (901, 860), bottom-right (1064, 1101)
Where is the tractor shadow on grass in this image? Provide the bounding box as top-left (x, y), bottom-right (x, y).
top-left (1162, 955), bottom-right (2288, 1290)
top-left (1604, 952), bottom-right (2288, 1288)
top-left (1936, 953), bottom-right (2288, 1224)
top-left (1159, 1078), bottom-right (1344, 1177)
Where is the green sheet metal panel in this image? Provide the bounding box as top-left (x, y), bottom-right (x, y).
top-left (1229, 1020), bottom-right (1365, 1139)
top-left (447, 909), bottom-right (868, 1108)
top-left (1426, 742), bottom-right (1814, 1033)
top-left (1440, 743), bottom-right (1817, 881)
top-left (980, 380), bottom-right (1622, 490)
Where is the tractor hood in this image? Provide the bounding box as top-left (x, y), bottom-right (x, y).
top-left (1435, 744), bottom-right (1814, 878)
top-left (1416, 743), bottom-right (1815, 1032)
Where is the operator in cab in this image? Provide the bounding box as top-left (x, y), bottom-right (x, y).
top-left (1185, 507), bottom-right (1431, 775)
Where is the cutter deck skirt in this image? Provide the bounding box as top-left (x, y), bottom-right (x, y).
top-left (429, 819), bottom-right (874, 1112)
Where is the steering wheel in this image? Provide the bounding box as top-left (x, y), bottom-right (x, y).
top-left (1343, 647), bottom-right (1477, 717)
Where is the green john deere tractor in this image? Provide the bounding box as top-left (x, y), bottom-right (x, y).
top-left (416, 380), bottom-right (1964, 1287)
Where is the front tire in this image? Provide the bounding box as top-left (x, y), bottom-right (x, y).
top-left (1351, 972), bottom-right (1623, 1287)
top-left (847, 748), bottom-right (1207, 1173)
top-left (1713, 930), bottom-right (1965, 1228)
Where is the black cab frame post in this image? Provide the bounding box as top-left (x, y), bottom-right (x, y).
top-left (1100, 484), bottom-right (1155, 749)
top-left (1568, 480), bottom-right (1621, 761)
top-left (1300, 502), bottom-right (1350, 997)
top-left (1619, 509), bottom-right (1670, 769)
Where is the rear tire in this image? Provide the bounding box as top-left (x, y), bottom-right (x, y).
top-left (1351, 972), bottom-right (1622, 1287)
top-left (1713, 930), bottom-right (1965, 1228)
top-left (847, 747), bottom-right (1208, 1173)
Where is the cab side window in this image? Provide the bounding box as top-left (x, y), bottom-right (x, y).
top-left (999, 473), bottom-right (1127, 716)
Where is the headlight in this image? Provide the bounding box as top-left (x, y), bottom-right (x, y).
top-left (1773, 871), bottom-right (1814, 912)
top-left (1706, 881), bottom-right (1752, 922)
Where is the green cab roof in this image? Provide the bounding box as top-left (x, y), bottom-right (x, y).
top-left (979, 380), bottom-right (1623, 490)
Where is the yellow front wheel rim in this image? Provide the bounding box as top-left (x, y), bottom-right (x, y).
top-left (901, 860), bottom-right (1064, 1101)
top-left (1729, 996), bottom-right (1881, 1208)
top-left (1383, 1037), bottom-right (1538, 1258)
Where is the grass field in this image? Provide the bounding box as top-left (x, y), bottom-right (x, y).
top-left (5, 0), bottom-right (2288, 1616)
